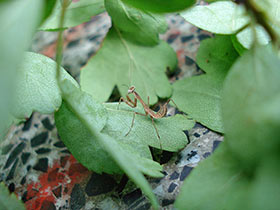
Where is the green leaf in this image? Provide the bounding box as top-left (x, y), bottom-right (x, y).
top-left (13, 52), bottom-right (78, 120)
top-left (236, 25), bottom-right (270, 49)
top-left (175, 142), bottom-right (251, 210)
top-left (180, 1), bottom-right (249, 34)
top-left (55, 101), bottom-right (121, 174)
top-left (195, 36), bottom-right (239, 75)
top-left (0, 183), bottom-right (25, 210)
top-left (0, 0), bottom-right (44, 140)
top-left (121, 0), bottom-right (195, 13)
top-left (56, 100), bottom-right (165, 177)
top-left (55, 80), bottom-right (162, 208)
top-left (105, 0), bottom-right (167, 45)
top-left (222, 45), bottom-right (280, 168)
top-left (42, 0), bottom-right (57, 23)
top-left (103, 103), bottom-right (195, 153)
top-left (81, 27), bottom-right (177, 105)
top-left (180, 1), bottom-right (271, 49)
top-left (172, 36), bottom-right (239, 132)
top-left (175, 143), bottom-right (280, 210)
top-left (231, 35), bottom-right (247, 55)
top-left (40, 0), bottom-right (105, 31)
top-left (55, 80), bottom-right (119, 174)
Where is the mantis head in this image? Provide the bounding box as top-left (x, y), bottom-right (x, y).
top-left (128, 86), bottom-right (135, 94)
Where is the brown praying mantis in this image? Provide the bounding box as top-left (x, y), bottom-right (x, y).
top-left (118, 86), bottom-right (177, 150)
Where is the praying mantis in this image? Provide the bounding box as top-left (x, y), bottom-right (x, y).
top-left (118, 86), bottom-right (177, 150)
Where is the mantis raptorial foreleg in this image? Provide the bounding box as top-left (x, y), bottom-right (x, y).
top-left (119, 86), bottom-right (177, 150)
top-left (124, 96), bottom-right (150, 137)
top-left (118, 95), bottom-right (136, 110)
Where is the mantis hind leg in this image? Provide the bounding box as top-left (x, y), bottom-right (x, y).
top-left (125, 112), bottom-right (136, 137)
top-left (150, 116), bottom-right (162, 150)
top-left (125, 111), bottom-right (147, 137)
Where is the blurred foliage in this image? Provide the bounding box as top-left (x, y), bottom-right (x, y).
top-left (0, 183), bottom-right (25, 210)
top-left (40, 0), bottom-right (105, 30)
top-left (0, 0), bottom-right (44, 140)
top-left (176, 45), bottom-right (280, 210)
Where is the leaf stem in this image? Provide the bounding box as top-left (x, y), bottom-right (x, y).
top-left (55, 0), bottom-right (69, 86)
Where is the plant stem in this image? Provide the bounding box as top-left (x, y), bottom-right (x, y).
top-left (55, 0), bottom-right (68, 85)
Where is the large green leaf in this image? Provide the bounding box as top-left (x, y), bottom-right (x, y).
top-left (180, 1), bottom-right (249, 34)
top-left (13, 52), bottom-right (78, 120)
top-left (121, 0), bottom-right (195, 13)
top-left (40, 0), bottom-right (105, 31)
top-left (55, 100), bottom-right (121, 174)
top-left (172, 36), bottom-right (239, 133)
top-left (180, 1), bottom-right (271, 49)
top-left (0, 183), bottom-right (25, 210)
top-left (175, 142), bottom-right (251, 210)
top-left (0, 0), bottom-right (44, 140)
top-left (105, 0), bottom-right (167, 45)
top-left (81, 27), bottom-right (177, 105)
top-left (222, 45), bottom-right (280, 168)
top-left (55, 80), bottom-right (163, 208)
